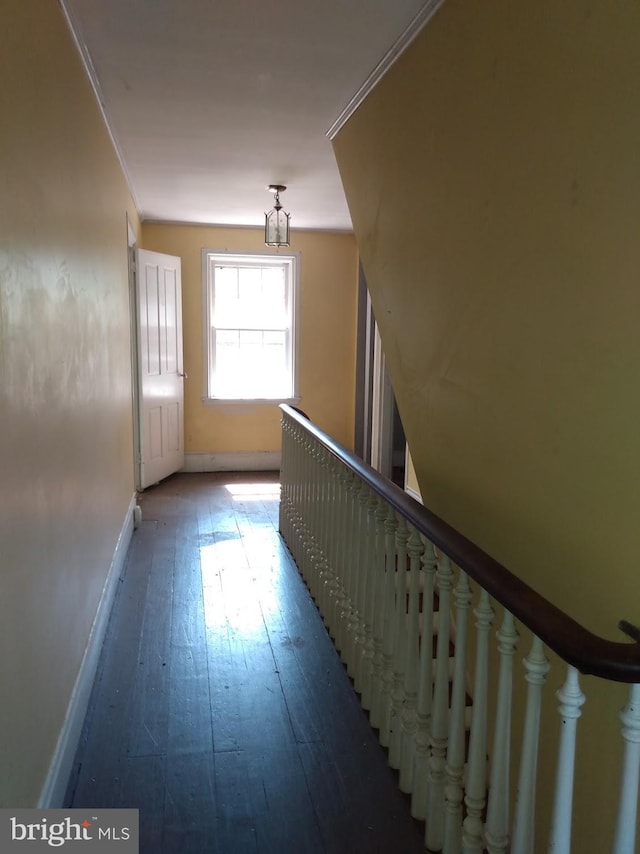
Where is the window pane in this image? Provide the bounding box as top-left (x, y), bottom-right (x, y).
top-left (262, 266), bottom-right (285, 308)
top-left (213, 267), bottom-right (239, 324)
top-left (238, 267), bottom-right (261, 306)
top-left (216, 329), bottom-right (238, 345)
top-left (212, 330), bottom-right (239, 398)
top-left (215, 265), bottom-right (288, 330)
top-left (212, 328), bottom-right (289, 398)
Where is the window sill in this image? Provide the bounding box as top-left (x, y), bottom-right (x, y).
top-left (202, 396), bottom-right (301, 408)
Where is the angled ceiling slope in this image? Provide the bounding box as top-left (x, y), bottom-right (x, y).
top-left (62, 0), bottom-right (444, 231)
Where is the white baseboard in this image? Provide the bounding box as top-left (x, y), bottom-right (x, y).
top-left (181, 451), bottom-right (281, 472)
top-left (38, 493), bottom-right (138, 808)
top-left (405, 485), bottom-right (424, 504)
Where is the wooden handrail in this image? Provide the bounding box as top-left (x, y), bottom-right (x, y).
top-left (280, 404), bottom-right (640, 683)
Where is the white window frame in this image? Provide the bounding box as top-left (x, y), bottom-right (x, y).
top-left (202, 249), bottom-right (301, 405)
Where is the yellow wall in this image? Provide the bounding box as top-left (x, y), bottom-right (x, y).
top-left (1, 1), bottom-right (138, 805)
top-left (142, 224), bottom-right (359, 452)
top-left (334, 0), bottom-right (640, 848)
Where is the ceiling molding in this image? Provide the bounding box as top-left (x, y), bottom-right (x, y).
top-left (326, 0), bottom-right (446, 141)
top-left (59, 0), bottom-right (142, 215)
top-left (141, 218), bottom-right (353, 235)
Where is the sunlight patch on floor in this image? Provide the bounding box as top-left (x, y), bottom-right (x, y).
top-left (224, 481), bottom-right (281, 501)
top-left (200, 537), bottom-right (279, 634)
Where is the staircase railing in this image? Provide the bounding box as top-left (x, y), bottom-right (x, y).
top-left (278, 403), bottom-right (640, 854)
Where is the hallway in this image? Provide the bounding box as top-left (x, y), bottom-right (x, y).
top-left (65, 472), bottom-right (425, 853)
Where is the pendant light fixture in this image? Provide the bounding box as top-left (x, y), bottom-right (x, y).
top-left (265, 184), bottom-right (290, 247)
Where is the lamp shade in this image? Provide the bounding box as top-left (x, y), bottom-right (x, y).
top-left (265, 185), bottom-right (290, 247)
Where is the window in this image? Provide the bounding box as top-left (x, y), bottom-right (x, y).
top-left (202, 250), bottom-right (300, 403)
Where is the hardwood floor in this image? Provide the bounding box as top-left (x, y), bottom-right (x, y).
top-left (65, 472), bottom-right (426, 853)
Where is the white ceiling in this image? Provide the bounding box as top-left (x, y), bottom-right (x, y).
top-left (62, 0), bottom-right (441, 232)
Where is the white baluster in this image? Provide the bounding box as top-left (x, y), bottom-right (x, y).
top-left (360, 490), bottom-right (379, 710)
top-left (485, 609), bottom-right (519, 854)
top-left (511, 635), bottom-right (550, 854)
top-left (370, 496), bottom-right (389, 728)
top-left (299, 433), bottom-right (314, 586)
top-left (309, 438), bottom-right (324, 600)
top-left (547, 665), bottom-right (585, 854)
top-left (399, 525), bottom-right (424, 792)
top-left (323, 457), bottom-right (340, 640)
top-left (613, 683), bottom-right (640, 854)
top-left (278, 413), bottom-right (290, 539)
top-left (353, 483), bottom-right (372, 692)
top-left (388, 516), bottom-right (409, 770)
top-left (316, 446), bottom-right (332, 624)
top-left (425, 552), bottom-right (455, 850)
top-left (293, 423), bottom-right (310, 573)
top-left (332, 464), bottom-right (352, 656)
top-left (351, 481), bottom-right (370, 688)
top-left (379, 505), bottom-right (399, 748)
top-left (283, 416), bottom-right (297, 551)
top-left (344, 476), bottom-right (363, 678)
top-left (411, 538), bottom-right (438, 820)
top-left (324, 456), bottom-right (342, 636)
top-left (442, 569), bottom-right (472, 854)
top-left (461, 588), bottom-right (495, 853)
top-left (286, 417), bottom-right (302, 556)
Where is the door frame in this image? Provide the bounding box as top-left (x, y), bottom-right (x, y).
top-left (127, 215), bottom-right (143, 492)
top-left (354, 263), bottom-right (374, 462)
top-left (354, 267), bottom-right (406, 485)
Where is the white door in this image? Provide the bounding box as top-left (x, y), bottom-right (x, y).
top-left (136, 249), bottom-right (185, 489)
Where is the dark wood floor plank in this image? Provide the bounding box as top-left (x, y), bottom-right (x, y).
top-left (162, 751), bottom-right (217, 853)
top-left (212, 750), bottom-right (258, 854)
top-left (163, 500), bottom-right (217, 850)
top-left (260, 565), bottom-right (327, 745)
top-left (167, 504), bottom-right (212, 757)
top-left (119, 754), bottom-right (167, 851)
top-left (248, 743), bottom-right (324, 854)
top-left (126, 519), bottom-right (174, 759)
top-left (298, 740), bottom-right (425, 854)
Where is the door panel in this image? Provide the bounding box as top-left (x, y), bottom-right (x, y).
top-left (166, 401), bottom-right (180, 452)
top-left (148, 406), bottom-right (163, 460)
top-left (164, 269), bottom-right (179, 374)
top-left (137, 249), bottom-right (184, 488)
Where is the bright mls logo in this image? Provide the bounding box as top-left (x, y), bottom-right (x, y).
top-left (1, 810), bottom-right (138, 851)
